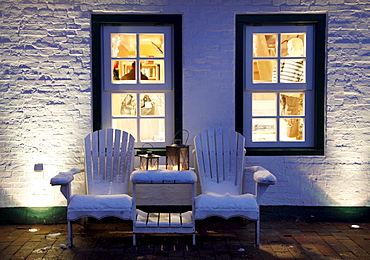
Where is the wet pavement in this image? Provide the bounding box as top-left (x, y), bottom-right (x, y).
top-left (1, 218), bottom-right (369, 259)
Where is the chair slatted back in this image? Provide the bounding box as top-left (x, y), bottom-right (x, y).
top-left (84, 129), bottom-right (135, 195)
top-left (194, 128), bottom-right (245, 195)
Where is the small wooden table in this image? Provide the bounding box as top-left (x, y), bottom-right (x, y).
top-left (131, 169), bottom-right (197, 245)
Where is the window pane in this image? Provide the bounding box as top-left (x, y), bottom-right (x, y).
top-left (101, 24), bottom-right (174, 148)
top-left (139, 34), bottom-right (164, 58)
top-left (281, 34), bottom-right (306, 57)
top-left (253, 59), bottom-right (277, 83)
top-left (140, 60), bottom-right (164, 83)
top-left (111, 33), bottom-right (136, 58)
top-left (112, 119), bottom-right (138, 140)
top-left (140, 118), bottom-right (165, 142)
top-left (113, 60), bottom-right (136, 82)
top-left (252, 118), bottom-right (276, 142)
top-left (280, 59), bottom-right (305, 83)
top-left (280, 93), bottom-right (304, 116)
top-left (112, 93), bottom-right (137, 116)
top-left (253, 34), bottom-right (277, 57)
top-left (252, 93), bottom-right (277, 116)
top-left (140, 93), bottom-right (165, 117)
top-left (280, 118), bottom-right (304, 141)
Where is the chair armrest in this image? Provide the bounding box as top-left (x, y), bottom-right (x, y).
top-left (245, 166), bottom-right (277, 185)
top-left (50, 168), bottom-right (81, 203)
top-left (50, 168), bottom-right (81, 186)
top-left (245, 166), bottom-right (277, 204)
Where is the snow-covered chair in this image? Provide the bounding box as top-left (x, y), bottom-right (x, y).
top-left (193, 128), bottom-right (276, 246)
top-left (50, 129), bottom-right (135, 247)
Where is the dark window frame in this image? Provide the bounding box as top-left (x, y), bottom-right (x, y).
top-left (235, 13), bottom-right (327, 156)
top-left (91, 14), bottom-right (183, 154)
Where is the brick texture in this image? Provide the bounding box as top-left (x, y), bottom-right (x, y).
top-left (0, 0), bottom-right (369, 208)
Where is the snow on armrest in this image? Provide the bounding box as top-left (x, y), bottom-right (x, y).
top-left (50, 168), bottom-right (81, 185)
top-left (245, 166), bottom-right (277, 185)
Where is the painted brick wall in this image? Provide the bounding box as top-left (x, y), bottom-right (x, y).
top-left (0, 0), bottom-right (369, 208)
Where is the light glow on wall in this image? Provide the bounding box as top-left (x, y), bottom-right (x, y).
top-left (2, 121), bottom-right (86, 207)
top-left (308, 155), bottom-right (370, 206)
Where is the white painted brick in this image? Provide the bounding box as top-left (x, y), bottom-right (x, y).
top-left (0, 0), bottom-right (369, 208)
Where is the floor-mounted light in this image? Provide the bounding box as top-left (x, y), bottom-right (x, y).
top-left (166, 130), bottom-right (190, 171)
top-left (349, 224), bottom-right (362, 229)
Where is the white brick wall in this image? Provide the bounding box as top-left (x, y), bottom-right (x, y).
top-left (0, 0), bottom-right (369, 208)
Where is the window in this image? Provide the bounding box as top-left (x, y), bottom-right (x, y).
top-left (102, 26), bottom-right (172, 147)
top-left (236, 14), bottom-right (326, 155)
top-left (92, 15), bottom-right (183, 151)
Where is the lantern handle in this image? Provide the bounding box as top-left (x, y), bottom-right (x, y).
top-left (141, 143), bottom-right (154, 154)
top-left (172, 129), bottom-right (189, 146)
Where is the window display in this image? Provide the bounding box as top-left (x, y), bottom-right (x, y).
top-left (238, 15), bottom-right (326, 153)
top-left (280, 93), bottom-right (304, 116)
top-left (252, 93), bottom-right (277, 116)
top-left (279, 59), bottom-right (305, 83)
top-left (139, 94), bottom-right (164, 116)
top-left (141, 60), bottom-right (164, 81)
top-left (112, 118), bottom-right (138, 140)
top-left (251, 92), bottom-right (305, 142)
top-left (246, 26), bottom-right (311, 146)
top-left (111, 33), bottom-right (136, 58)
top-left (252, 118), bottom-right (277, 142)
top-left (252, 34), bottom-right (277, 83)
top-left (101, 24), bottom-right (174, 148)
top-left (108, 31), bottom-right (167, 143)
top-left (140, 119), bottom-right (165, 142)
top-left (280, 93), bottom-right (304, 141)
top-left (280, 118), bottom-right (304, 141)
top-left (111, 93), bottom-right (166, 143)
top-left (252, 33), bottom-right (306, 84)
top-left (253, 34), bottom-right (277, 58)
top-left (139, 34), bottom-right (164, 58)
top-left (110, 33), bottom-right (165, 83)
top-left (112, 93), bottom-right (136, 116)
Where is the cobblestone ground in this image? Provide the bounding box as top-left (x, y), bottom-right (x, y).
top-left (0, 219), bottom-right (369, 259)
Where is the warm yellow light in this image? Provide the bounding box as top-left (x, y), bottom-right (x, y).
top-left (350, 224), bottom-right (361, 229)
top-left (28, 228), bottom-right (39, 232)
top-left (6, 125), bottom-right (84, 207)
top-left (167, 164), bottom-right (187, 171)
top-left (307, 156), bottom-right (369, 206)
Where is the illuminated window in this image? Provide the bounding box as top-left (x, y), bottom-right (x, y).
top-left (111, 33), bottom-right (165, 83)
top-left (92, 15), bottom-right (183, 149)
top-left (236, 14), bottom-right (326, 155)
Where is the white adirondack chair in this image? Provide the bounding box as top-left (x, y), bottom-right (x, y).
top-left (193, 128), bottom-right (276, 246)
top-left (50, 129), bottom-right (135, 247)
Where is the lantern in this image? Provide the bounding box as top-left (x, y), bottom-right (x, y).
top-left (166, 130), bottom-right (190, 171)
top-left (139, 144), bottom-right (160, 170)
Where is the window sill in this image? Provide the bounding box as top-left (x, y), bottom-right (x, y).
top-left (135, 148), bottom-right (167, 156)
top-left (246, 147), bottom-right (324, 156)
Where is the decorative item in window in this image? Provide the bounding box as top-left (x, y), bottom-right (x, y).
top-left (140, 94), bottom-right (155, 115)
top-left (280, 93), bottom-right (304, 141)
top-left (166, 130), bottom-right (190, 171)
top-left (139, 143), bottom-right (160, 170)
top-left (120, 93), bottom-right (136, 116)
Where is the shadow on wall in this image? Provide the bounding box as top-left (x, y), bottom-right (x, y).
top-left (245, 156), bottom-right (370, 207)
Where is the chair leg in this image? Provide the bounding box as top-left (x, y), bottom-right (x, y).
top-left (80, 217), bottom-right (88, 226)
top-left (255, 219), bottom-right (260, 247)
top-left (133, 233), bottom-right (136, 246)
top-left (67, 220), bottom-right (73, 247)
top-left (193, 233), bottom-right (196, 245)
